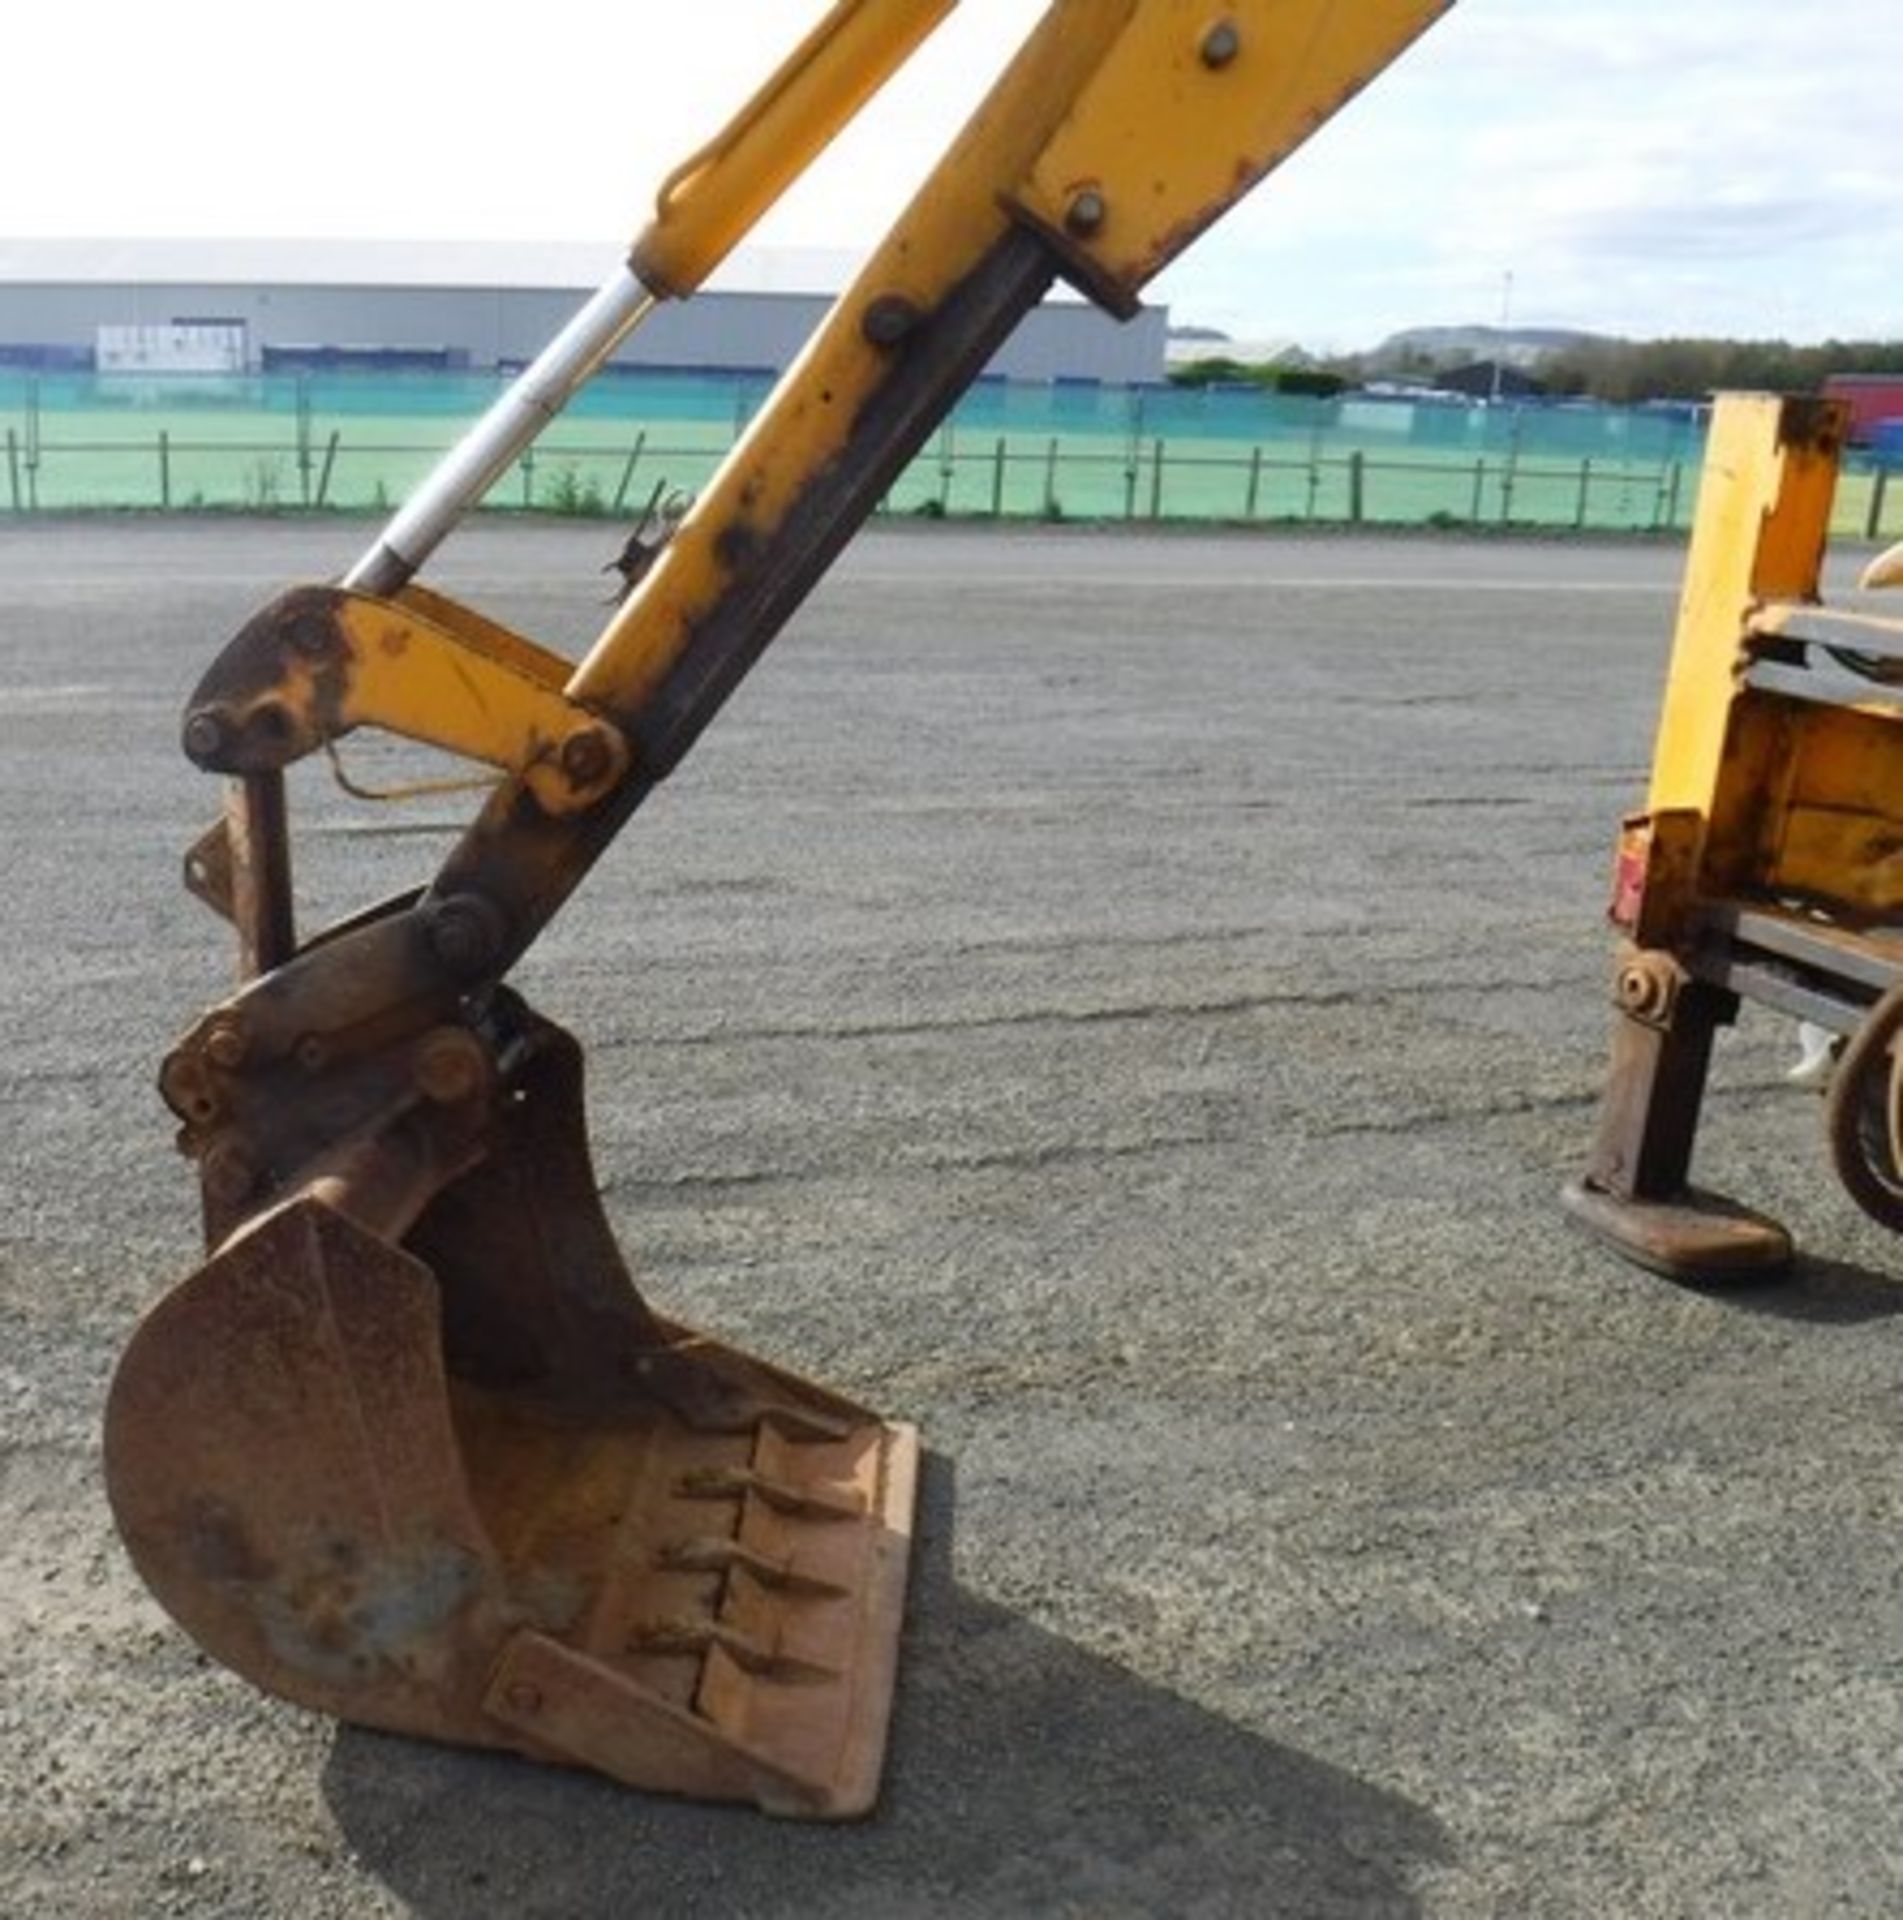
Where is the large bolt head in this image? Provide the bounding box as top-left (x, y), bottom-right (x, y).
top-left (182, 708), bottom-right (231, 766)
top-left (1200, 18), bottom-right (1241, 67)
top-left (1065, 189), bottom-right (1107, 239)
top-left (559, 726), bottom-right (616, 790)
top-left (202, 1017), bottom-right (248, 1071)
top-left (424, 894), bottom-right (505, 979)
top-left (862, 294), bottom-right (923, 348)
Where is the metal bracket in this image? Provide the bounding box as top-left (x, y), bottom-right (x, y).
top-left (181, 583), bottom-right (630, 816)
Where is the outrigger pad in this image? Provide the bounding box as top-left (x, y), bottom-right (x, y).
top-left (1560, 1178), bottom-right (1793, 1283)
top-left (106, 1022), bottom-right (919, 1818)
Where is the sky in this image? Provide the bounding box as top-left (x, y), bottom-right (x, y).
top-left (8, 0), bottom-right (1899, 354)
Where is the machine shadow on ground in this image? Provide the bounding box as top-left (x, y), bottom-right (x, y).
top-left (322, 1455), bottom-right (1451, 1918)
top-left (1689, 1252), bottom-right (1903, 1326)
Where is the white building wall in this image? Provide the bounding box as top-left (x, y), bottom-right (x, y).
top-left (0, 278), bottom-right (1168, 384)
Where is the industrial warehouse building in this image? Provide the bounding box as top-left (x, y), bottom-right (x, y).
top-left (0, 239), bottom-right (1168, 384)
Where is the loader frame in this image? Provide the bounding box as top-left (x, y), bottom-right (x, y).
top-left (1565, 393), bottom-right (1903, 1276)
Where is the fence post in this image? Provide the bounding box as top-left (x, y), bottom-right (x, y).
top-left (1348, 450), bottom-right (1365, 526)
top-left (296, 374), bottom-right (313, 506)
top-left (1149, 436), bottom-right (1165, 519)
top-left (25, 376), bottom-right (40, 510)
top-left (5, 427), bottom-right (18, 511)
top-left (1124, 389), bottom-right (1147, 520)
top-left (1503, 406), bottom-right (1528, 527)
top-left (1244, 444), bottom-right (1262, 520)
top-left (612, 429), bottom-right (647, 511)
top-left (1469, 459), bottom-right (1485, 524)
top-left (991, 437), bottom-right (1006, 518)
top-left (1664, 462), bottom-right (1682, 529)
top-left (938, 422), bottom-right (956, 512)
top-left (1866, 467), bottom-right (1889, 541)
top-left (521, 449), bottom-right (535, 509)
top-left (1574, 458), bottom-right (1592, 530)
top-left (159, 430), bottom-right (171, 510)
top-left (315, 429), bottom-right (341, 508)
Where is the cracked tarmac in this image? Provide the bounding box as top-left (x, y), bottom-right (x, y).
top-left (3, 518), bottom-right (1901, 1916)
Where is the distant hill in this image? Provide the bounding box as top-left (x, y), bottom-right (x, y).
top-left (1372, 324), bottom-right (1611, 370)
top-left (1165, 326), bottom-right (1305, 367)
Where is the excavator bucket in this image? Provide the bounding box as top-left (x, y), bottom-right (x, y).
top-left (105, 1009), bottom-right (918, 1818)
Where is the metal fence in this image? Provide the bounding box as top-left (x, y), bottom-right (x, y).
top-left (3, 368), bottom-right (1897, 538)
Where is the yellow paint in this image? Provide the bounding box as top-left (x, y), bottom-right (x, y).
top-left (1719, 697), bottom-right (1903, 916)
top-left (1633, 393), bottom-right (1903, 929)
top-left (330, 590), bottom-right (627, 814)
top-left (1645, 395), bottom-right (1843, 820)
top-left (1011, 0), bottom-right (1453, 314)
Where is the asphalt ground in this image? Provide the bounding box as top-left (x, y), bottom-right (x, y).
top-left (2, 517), bottom-right (1900, 1917)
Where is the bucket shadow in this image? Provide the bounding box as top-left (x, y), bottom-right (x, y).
top-left (323, 1454), bottom-right (1450, 1919)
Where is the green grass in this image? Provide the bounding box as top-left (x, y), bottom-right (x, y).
top-left (4, 381), bottom-right (1897, 540)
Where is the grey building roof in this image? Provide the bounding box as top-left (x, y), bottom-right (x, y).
top-left (0, 237), bottom-right (857, 294)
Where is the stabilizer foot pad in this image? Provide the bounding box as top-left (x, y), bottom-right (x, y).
top-left (1562, 1179), bottom-right (1793, 1282)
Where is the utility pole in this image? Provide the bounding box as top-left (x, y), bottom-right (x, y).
top-left (1489, 268), bottom-right (1514, 405)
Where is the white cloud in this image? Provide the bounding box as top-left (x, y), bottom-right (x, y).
top-left (8, 0), bottom-right (1902, 352)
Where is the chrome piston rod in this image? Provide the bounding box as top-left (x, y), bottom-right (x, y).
top-left (346, 265), bottom-right (656, 598)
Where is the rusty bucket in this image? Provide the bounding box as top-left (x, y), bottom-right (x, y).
top-left (105, 1005), bottom-right (917, 1818)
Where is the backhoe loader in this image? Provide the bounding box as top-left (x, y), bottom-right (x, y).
top-left (103, 0), bottom-right (1455, 1818)
top-left (1566, 393), bottom-right (1903, 1278)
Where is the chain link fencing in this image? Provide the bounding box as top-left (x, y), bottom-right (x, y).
top-left (4, 368), bottom-right (1898, 539)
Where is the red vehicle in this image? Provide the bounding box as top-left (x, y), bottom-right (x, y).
top-left (1822, 373), bottom-right (1903, 445)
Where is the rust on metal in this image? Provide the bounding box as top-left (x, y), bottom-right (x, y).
top-left (224, 773), bottom-right (295, 979)
top-left (182, 584), bottom-right (629, 814)
top-left (1559, 1179), bottom-right (1794, 1281)
top-left (110, 1001), bottom-right (918, 1817)
top-left (1576, 949), bottom-right (1737, 1206)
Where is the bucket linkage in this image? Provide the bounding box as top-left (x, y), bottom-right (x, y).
top-left (101, 0), bottom-right (1458, 1818)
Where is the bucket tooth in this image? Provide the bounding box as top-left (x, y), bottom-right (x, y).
top-left (675, 1465), bottom-right (869, 1521)
top-left (474, 1398), bottom-right (919, 1817)
top-left (627, 1621), bottom-right (843, 1685)
top-left (657, 1537), bottom-right (855, 1598)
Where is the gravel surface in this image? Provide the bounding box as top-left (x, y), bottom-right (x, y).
top-left (3, 517), bottom-right (1900, 1917)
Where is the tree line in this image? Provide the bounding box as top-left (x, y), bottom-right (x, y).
top-left (1171, 338), bottom-right (1903, 406)
top-left (1534, 338), bottom-right (1903, 405)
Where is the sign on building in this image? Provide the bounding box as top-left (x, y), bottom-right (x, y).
top-left (96, 321), bottom-right (247, 374)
